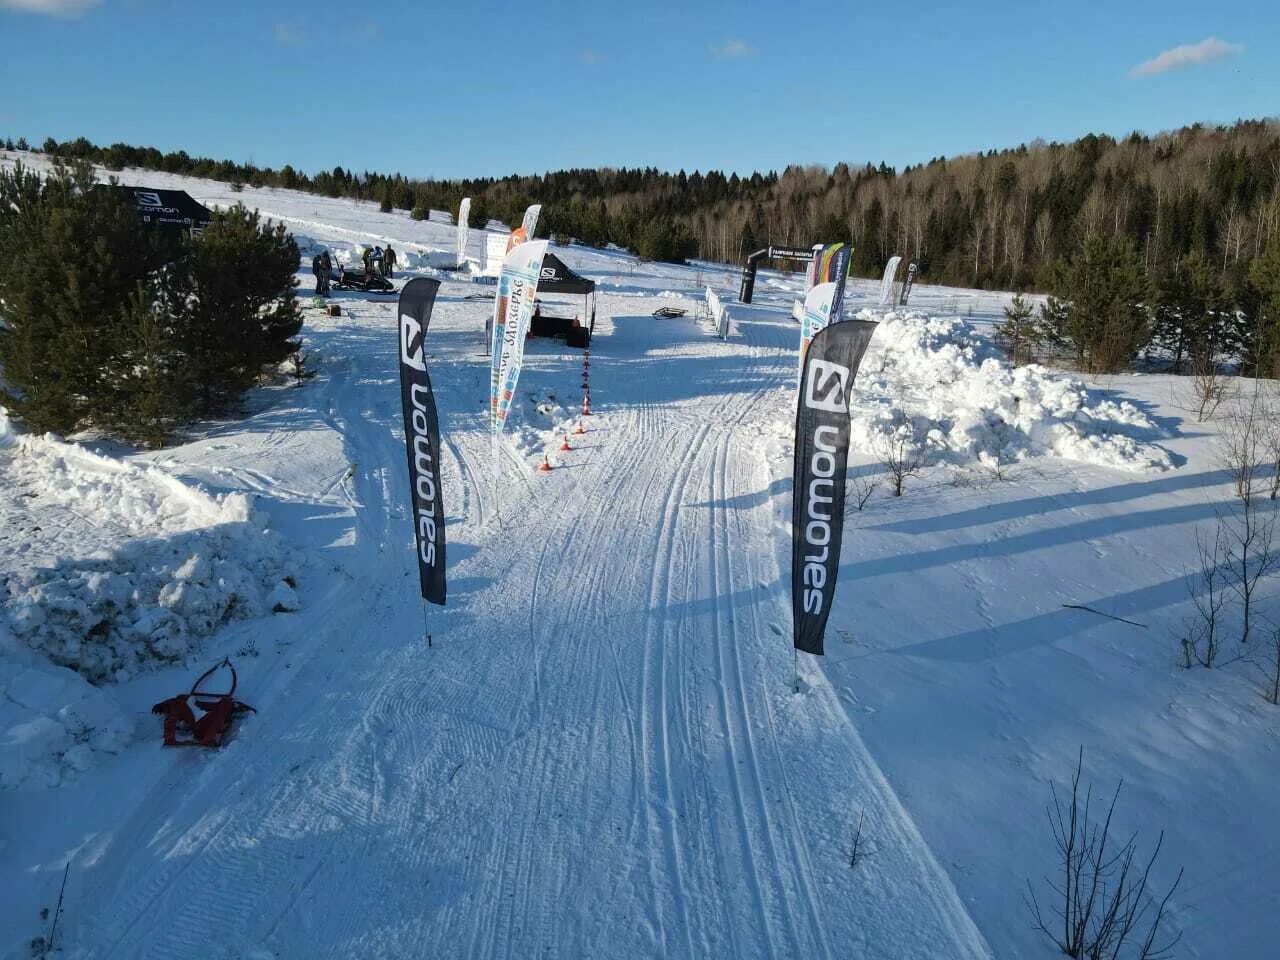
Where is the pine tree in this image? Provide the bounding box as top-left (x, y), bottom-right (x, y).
top-left (168, 205), bottom-right (302, 413)
top-left (1247, 233), bottom-right (1280, 377)
top-left (0, 161), bottom-right (166, 433)
top-left (997, 293), bottom-right (1041, 365)
top-left (102, 281), bottom-right (190, 446)
top-left (1047, 236), bottom-right (1150, 373)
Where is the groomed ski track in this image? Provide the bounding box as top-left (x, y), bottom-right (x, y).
top-left (60, 291), bottom-right (993, 958)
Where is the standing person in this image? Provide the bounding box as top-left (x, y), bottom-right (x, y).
top-left (311, 252), bottom-right (324, 295)
top-left (383, 244), bottom-right (397, 278)
top-left (362, 245), bottom-right (374, 280)
top-left (319, 249), bottom-right (332, 295)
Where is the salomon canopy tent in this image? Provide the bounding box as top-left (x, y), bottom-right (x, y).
top-left (530, 252), bottom-right (597, 348)
top-left (111, 186), bottom-right (212, 236)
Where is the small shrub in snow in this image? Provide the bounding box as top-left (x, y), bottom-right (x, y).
top-left (877, 423), bottom-right (929, 497)
top-left (1181, 526), bottom-right (1230, 669)
top-left (1026, 749), bottom-right (1183, 960)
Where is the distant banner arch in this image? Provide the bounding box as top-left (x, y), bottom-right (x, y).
top-left (739, 245), bottom-right (818, 303)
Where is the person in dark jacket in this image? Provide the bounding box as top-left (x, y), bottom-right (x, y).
top-left (362, 246), bottom-right (374, 279)
top-left (318, 250), bottom-right (332, 295)
top-left (383, 244), bottom-right (397, 278)
top-left (311, 253), bottom-right (324, 294)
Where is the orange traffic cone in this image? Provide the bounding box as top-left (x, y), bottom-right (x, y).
top-left (537, 453), bottom-right (553, 473)
top-left (573, 421), bottom-right (586, 435)
top-left (581, 397), bottom-right (591, 416)
top-left (559, 435), bottom-right (572, 452)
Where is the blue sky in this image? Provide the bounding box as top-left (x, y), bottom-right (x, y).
top-left (1, 0), bottom-right (1275, 180)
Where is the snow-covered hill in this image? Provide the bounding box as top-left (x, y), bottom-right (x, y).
top-left (1, 155), bottom-right (1277, 959)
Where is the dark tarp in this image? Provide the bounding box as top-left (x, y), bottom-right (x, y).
top-left (537, 252), bottom-right (595, 294)
top-left (112, 186), bottom-right (213, 234)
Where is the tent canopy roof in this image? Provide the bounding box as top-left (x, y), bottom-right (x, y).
top-left (110, 185), bottom-right (212, 233)
top-left (538, 252), bottom-right (595, 295)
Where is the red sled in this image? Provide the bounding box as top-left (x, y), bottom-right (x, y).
top-left (151, 658), bottom-right (255, 748)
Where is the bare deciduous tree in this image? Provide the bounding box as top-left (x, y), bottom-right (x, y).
top-left (849, 809), bottom-right (866, 868)
top-left (1220, 496), bottom-right (1278, 646)
top-left (878, 425), bottom-right (928, 497)
top-left (1026, 749), bottom-right (1183, 960)
top-left (1188, 355), bottom-right (1230, 422)
top-left (848, 474), bottom-right (879, 511)
top-left (1218, 387), bottom-right (1267, 502)
top-left (1182, 525), bottom-right (1230, 668)
top-left (1267, 623), bottom-right (1280, 706)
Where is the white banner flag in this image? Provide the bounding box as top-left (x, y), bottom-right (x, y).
top-left (878, 256), bottom-right (902, 306)
top-left (456, 197), bottom-right (471, 268)
top-left (798, 281), bottom-right (839, 387)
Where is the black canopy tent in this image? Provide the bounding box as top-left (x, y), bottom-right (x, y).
top-left (111, 186), bottom-right (212, 236)
top-left (531, 252), bottom-right (596, 348)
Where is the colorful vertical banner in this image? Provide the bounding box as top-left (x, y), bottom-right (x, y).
top-left (490, 240), bottom-right (550, 445)
top-left (805, 243), bottom-right (824, 289)
top-left (456, 197), bottom-right (471, 268)
top-left (812, 242), bottom-right (849, 288)
top-left (791, 319), bottom-right (878, 655)
top-left (397, 278), bottom-right (447, 606)
top-left (797, 245), bottom-right (852, 383)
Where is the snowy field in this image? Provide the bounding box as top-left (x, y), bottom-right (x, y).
top-left (1, 154), bottom-right (1278, 959)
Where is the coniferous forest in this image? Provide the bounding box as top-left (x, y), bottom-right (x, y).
top-left (10, 120), bottom-right (1280, 374)
top-left (12, 121), bottom-right (1277, 286)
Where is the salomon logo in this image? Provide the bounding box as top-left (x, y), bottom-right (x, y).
top-left (400, 314), bottom-right (425, 371)
top-left (135, 191), bottom-right (162, 208)
top-left (539, 267), bottom-right (557, 280)
top-left (804, 359), bottom-right (850, 413)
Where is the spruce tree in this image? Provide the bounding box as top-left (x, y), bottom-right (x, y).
top-left (1046, 236), bottom-right (1150, 373)
top-left (102, 281), bottom-right (190, 446)
top-left (0, 161), bottom-right (166, 433)
top-left (1247, 234), bottom-right (1280, 377)
top-left (168, 205), bottom-right (301, 412)
top-left (997, 293), bottom-right (1041, 365)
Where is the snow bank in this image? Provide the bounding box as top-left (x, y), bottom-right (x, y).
top-left (0, 632), bottom-right (131, 789)
top-left (0, 423), bottom-right (300, 786)
top-left (847, 311), bottom-right (1172, 472)
top-left (2, 432), bottom-right (300, 683)
top-left (507, 389), bottom-right (575, 463)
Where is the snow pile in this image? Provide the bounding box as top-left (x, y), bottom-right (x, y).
top-left (1, 635), bottom-right (132, 789)
top-left (506, 389), bottom-right (575, 462)
top-left (848, 311), bottom-right (1172, 472)
top-left (1, 429), bottom-right (301, 685)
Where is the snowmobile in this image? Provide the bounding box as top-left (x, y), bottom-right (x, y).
top-left (151, 658), bottom-right (255, 748)
top-left (332, 264), bottom-right (394, 294)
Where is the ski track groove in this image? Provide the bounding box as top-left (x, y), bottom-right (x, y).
top-left (57, 288), bottom-right (996, 959)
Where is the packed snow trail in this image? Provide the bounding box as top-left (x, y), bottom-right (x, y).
top-left (47, 296), bottom-right (990, 958)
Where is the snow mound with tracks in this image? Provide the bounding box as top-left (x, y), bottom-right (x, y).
top-left (2, 418), bottom-right (300, 683)
top-left (1, 410), bottom-right (300, 787)
top-left (848, 311), bottom-right (1172, 472)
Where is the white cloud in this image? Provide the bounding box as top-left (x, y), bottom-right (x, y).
top-left (1130, 37), bottom-right (1243, 77)
top-left (273, 22), bottom-right (304, 46)
top-left (710, 38), bottom-right (754, 60)
top-left (0, 0), bottom-right (100, 14)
